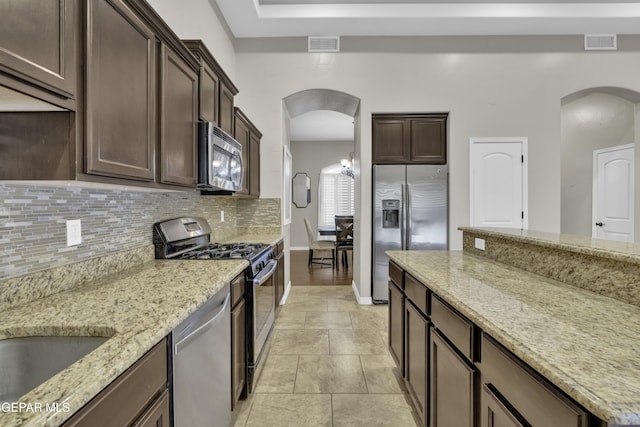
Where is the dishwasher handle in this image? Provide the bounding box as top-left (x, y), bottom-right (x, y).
top-left (174, 292), bottom-right (230, 355)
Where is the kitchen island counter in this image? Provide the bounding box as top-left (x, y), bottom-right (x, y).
top-left (387, 249), bottom-right (640, 425)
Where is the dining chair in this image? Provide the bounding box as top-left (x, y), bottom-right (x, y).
top-left (304, 217), bottom-right (335, 268)
top-left (334, 215), bottom-right (353, 271)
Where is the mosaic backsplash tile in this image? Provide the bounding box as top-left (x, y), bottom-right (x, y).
top-left (0, 182), bottom-right (281, 280)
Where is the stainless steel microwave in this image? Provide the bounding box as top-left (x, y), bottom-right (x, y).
top-left (198, 121), bottom-right (243, 192)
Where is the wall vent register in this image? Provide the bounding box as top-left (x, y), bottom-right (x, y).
top-left (584, 34), bottom-right (617, 50)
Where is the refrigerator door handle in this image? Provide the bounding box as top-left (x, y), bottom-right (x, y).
top-left (400, 184), bottom-right (406, 250)
top-left (406, 183), bottom-right (412, 249)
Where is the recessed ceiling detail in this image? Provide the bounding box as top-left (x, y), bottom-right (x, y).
top-left (215, 0), bottom-right (640, 38)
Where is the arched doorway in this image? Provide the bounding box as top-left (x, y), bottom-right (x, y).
top-left (282, 89), bottom-right (368, 300)
top-left (561, 87), bottom-right (640, 241)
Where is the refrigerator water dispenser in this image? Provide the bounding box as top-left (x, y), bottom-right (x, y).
top-left (382, 199), bottom-right (400, 228)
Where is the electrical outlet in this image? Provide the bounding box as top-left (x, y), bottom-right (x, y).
top-left (66, 219), bottom-right (82, 246)
top-left (221, 210), bottom-right (225, 222)
top-left (474, 238), bottom-right (485, 251)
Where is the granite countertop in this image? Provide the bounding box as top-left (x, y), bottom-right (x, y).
top-left (459, 226), bottom-right (640, 265)
top-left (387, 250), bottom-right (640, 426)
top-left (0, 259), bottom-right (250, 427)
top-left (222, 229), bottom-right (283, 246)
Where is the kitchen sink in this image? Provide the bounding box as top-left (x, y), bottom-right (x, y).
top-left (0, 336), bottom-right (110, 401)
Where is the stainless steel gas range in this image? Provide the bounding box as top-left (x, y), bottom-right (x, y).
top-left (153, 217), bottom-right (276, 400)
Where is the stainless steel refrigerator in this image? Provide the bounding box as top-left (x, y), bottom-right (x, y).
top-left (372, 164), bottom-right (448, 302)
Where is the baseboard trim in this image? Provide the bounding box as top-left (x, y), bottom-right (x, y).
top-left (352, 280), bottom-right (373, 305)
top-left (281, 280), bottom-right (292, 305)
top-left (291, 246), bottom-right (308, 251)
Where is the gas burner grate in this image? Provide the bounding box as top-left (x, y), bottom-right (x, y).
top-left (178, 243), bottom-right (268, 260)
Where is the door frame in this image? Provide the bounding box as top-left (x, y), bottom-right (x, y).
top-left (591, 143), bottom-right (635, 240)
top-left (469, 137), bottom-right (529, 229)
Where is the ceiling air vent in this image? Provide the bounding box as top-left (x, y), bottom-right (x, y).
top-left (308, 36), bottom-right (340, 53)
top-left (584, 34), bottom-right (617, 50)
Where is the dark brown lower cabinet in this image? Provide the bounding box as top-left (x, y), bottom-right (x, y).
top-left (481, 384), bottom-right (527, 427)
top-left (481, 334), bottom-right (588, 427)
top-left (231, 273), bottom-right (247, 410)
top-left (388, 279), bottom-right (404, 371)
top-left (430, 329), bottom-right (476, 427)
top-left (132, 389), bottom-right (170, 427)
top-left (63, 338), bottom-right (168, 427)
top-left (390, 261), bottom-right (596, 427)
top-left (405, 300), bottom-right (428, 426)
top-left (275, 240), bottom-right (285, 307)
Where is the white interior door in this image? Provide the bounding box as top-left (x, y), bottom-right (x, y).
top-left (470, 138), bottom-right (528, 228)
top-left (592, 144), bottom-right (634, 242)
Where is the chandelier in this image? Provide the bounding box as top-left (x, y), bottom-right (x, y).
top-left (341, 157), bottom-right (354, 179)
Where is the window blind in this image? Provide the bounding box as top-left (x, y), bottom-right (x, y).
top-left (318, 172), bottom-right (354, 228)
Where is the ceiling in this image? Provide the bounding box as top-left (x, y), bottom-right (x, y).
top-left (214, 0), bottom-right (640, 141)
top-left (215, 0), bottom-right (640, 38)
top-left (290, 110), bottom-right (354, 141)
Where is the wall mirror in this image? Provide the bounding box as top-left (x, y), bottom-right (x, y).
top-left (292, 172), bottom-right (311, 208)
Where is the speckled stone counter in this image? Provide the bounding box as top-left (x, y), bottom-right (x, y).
top-left (0, 227), bottom-right (283, 427)
top-left (460, 227), bottom-right (640, 307)
top-left (222, 228), bottom-right (283, 247)
top-left (0, 259), bottom-right (248, 427)
top-left (387, 250), bottom-right (640, 425)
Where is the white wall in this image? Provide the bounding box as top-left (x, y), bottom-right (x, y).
top-left (290, 140), bottom-right (355, 248)
top-left (234, 36), bottom-right (640, 298)
top-left (147, 0), bottom-right (236, 79)
top-left (561, 92), bottom-right (636, 237)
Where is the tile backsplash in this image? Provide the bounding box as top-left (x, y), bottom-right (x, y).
top-left (0, 182), bottom-right (280, 280)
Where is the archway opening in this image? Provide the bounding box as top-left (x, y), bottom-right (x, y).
top-left (283, 88), bottom-right (365, 297)
top-left (560, 86), bottom-right (640, 241)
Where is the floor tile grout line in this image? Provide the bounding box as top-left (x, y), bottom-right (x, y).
top-left (292, 354), bottom-right (300, 394)
top-left (359, 354), bottom-right (371, 394)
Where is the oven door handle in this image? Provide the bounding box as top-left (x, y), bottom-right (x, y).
top-left (253, 259), bottom-right (278, 286)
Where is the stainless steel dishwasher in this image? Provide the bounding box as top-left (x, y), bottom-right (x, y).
top-left (173, 284), bottom-right (231, 427)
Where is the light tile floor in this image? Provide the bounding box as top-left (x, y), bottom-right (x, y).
top-left (232, 285), bottom-right (421, 427)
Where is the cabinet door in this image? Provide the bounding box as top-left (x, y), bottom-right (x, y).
top-left (219, 81), bottom-right (235, 135)
top-left (405, 300), bottom-right (428, 426)
top-left (85, 0), bottom-right (156, 181)
top-left (199, 61), bottom-right (219, 123)
top-left (159, 44), bottom-right (198, 187)
top-left (249, 130), bottom-right (261, 197)
top-left (275, 252), bottom-right (285, 306)
top-left (63, 339), bottom-right (167, 426)
top-left (481, 384), bottom-right (528, 427)
top-left (372, 118), bottom-right (410, 163)
top-left (231, 298), bottom-right (247, 409)
top-left (430, 329), bottom-right (476, 427)
top-left (234, 112), bottom-right (251, 196)
top-left (388, 280), bottom-right (404, 373)
top-left (132, 389), bottom-right (170, 427)
top-left (0, 0), bottom-right (77, 98)
top-left (481, 334), bottom-right (588, 427)
top-left (410, 118), bottom-right (447, 164)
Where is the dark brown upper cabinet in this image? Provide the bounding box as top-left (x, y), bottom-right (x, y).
top-left (84, 0), bottom-right (199, 188)
top-left (183, 40), bottom-right (239, 134)
top-left (0, 0), bottom-right (78, 108)
top-left (372, 113), bottom-right (448, 164)
top-left (1, 0), bottom-right (199, 190)
top-left (220, 82), bottom-right (236, 136)
top-left (158, 44), bottom-right (198, 187)
top-left (85, 0), bottom-right (157, 182)
top-left (234, 107), bottom-right (262, 198)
